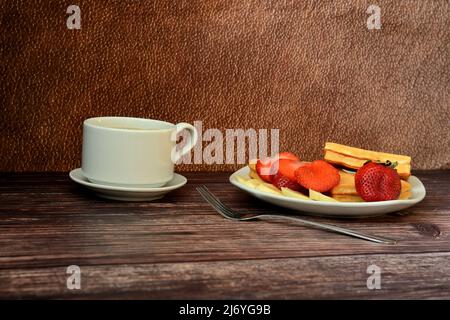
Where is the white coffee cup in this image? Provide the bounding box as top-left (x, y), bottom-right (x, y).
top-left (81, 117), bottom-right (198, 187)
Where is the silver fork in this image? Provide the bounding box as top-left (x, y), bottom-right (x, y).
top-left (197, 185), bottom-right (396, 245)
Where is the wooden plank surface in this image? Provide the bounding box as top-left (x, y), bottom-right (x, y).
top-left (1, 253), bottom-right (449, 299)
top-left (0, 171), bottom-right (449, 299)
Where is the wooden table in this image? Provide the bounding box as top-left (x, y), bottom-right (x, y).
top-left (0, 171), bottom-right (449, 299)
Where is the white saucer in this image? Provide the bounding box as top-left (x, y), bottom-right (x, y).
top-left (69, 168), bottom-right (187, 201)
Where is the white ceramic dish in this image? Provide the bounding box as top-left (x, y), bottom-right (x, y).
top-left (229, 166), bottom-right (426, 218)
top-left (69, 168), bottom-right (187, 201)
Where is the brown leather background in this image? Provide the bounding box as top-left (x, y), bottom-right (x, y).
top-left (1, 0), bottom-right (449, 172)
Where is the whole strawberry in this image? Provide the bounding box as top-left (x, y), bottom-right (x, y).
top-left (355, 161), bottom-right (401, 202)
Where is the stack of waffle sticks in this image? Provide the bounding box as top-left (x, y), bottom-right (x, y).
top-left (324, 143), bottom-right (412, 201)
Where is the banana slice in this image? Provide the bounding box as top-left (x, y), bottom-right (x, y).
top-left (309, 189), bottom-right (338, 202)
top-left (235, 175), bottom-right (249, 185)
top-left (243, 179), bottom-right (262, 189)
top-left (248, 160), bottom-right (257, 172)
top-left (256, 183), bottom-right (282, 195)
top-left (249, 169), bottom-right (263, 181)
top-left (281, 187), bottom-right (310, 200)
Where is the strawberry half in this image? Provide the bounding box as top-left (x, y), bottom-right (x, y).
top-left (271, 159), bottom-right (305, 181)
top-left (272, 173), bottom-right (303, 191)
top-left (255, 152), bottom-right (300, 182)
top-left (355, 161), bottom-right (401, 202)
top-left (295, 160), bottom-right (340, 192)
top-left (256, 157), bottom-right (276, 182)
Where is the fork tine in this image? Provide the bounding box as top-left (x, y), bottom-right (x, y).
top-left (196, 186), bottom-right (224, 212)
top-left (200, 186), bottom-right (238, 217)
top-left (196, 186), bottom-right (238, 218)
top-left (197, 186), bottom-right (233, 215)
top-left (196, 187), bottom-right (234, 219)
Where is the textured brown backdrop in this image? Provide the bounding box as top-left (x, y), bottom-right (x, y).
top-left (1, 0), bottom-right (449, 172)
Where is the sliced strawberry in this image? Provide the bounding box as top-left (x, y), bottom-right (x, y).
top-left (272, 173), bottom-right (303, 191)
top-left (255, 152), bottom-right (301, 183)
top-left (295, 160), bottom-right (340, 192)
top-left (272, 159), bottom-right (305, 181)
top-left (256, 157), bottom-right (275, 182)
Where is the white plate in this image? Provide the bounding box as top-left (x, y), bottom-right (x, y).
top-left (229, 166), bottom-right (426, 218)
top-left (69, 168), bottom-right (187, 201)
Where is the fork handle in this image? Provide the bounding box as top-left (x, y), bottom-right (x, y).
top-left (245, 214), bottom-right (397, 245)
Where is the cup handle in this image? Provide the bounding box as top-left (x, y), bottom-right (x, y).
top-left (171, 123), bottom-right (198, 164)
